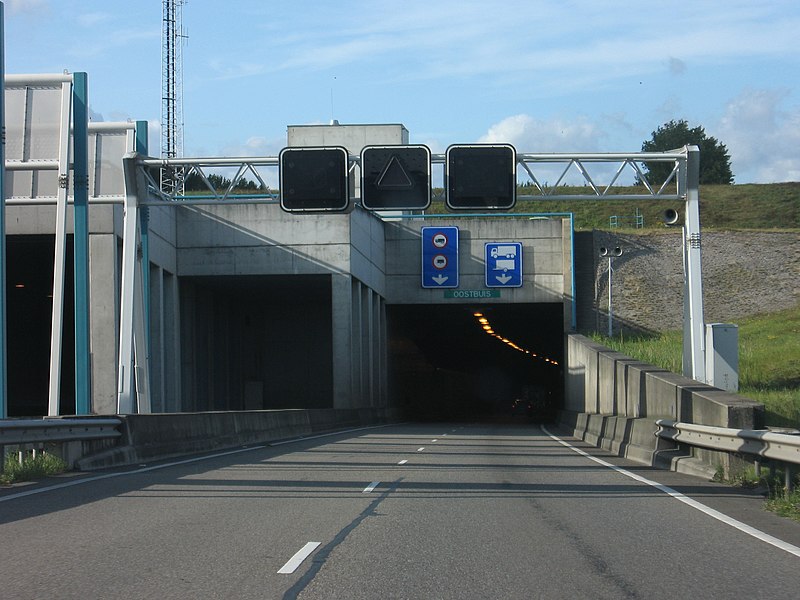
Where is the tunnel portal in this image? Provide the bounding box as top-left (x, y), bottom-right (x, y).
top-left (388, 303), bottom-right (564, 422)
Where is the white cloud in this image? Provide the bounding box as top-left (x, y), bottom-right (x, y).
top-left (207, 60), bottom-right (267, 82)
top-left (717, 88), bottom-right (800, 183)
top-left (479, 114), bottom-right (624, 186)
top-left (478, 114), bottom-right (605, 152)
top-left (6, 0), bottom-right (49, 15)
top-left (77, 12), bottom-right (112, 28)
top-left (669, 57), bottom-right (687, 76)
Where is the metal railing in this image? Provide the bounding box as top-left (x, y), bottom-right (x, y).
top-left (0, 418), bottom-right (122, 473)
top-left (656, 419), bottom-right (800, 489)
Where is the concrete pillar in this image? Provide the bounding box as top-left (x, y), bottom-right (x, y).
top-left (331, 273), bottom-right (354, 408)
top-left (163, 270), bottom-right (180, 412)
top-left (371, 291), bottom-right (384, 408)
top-left (148, 265), bottom-right (164, 413)
top-left (89, 234), bottom-right (119, 415)
top-left (379, 296), bottom-right (388, 408)
top-left (562, 217), bottom-right (575, 331)
top-left (361, 283), bottom-right (371, 406)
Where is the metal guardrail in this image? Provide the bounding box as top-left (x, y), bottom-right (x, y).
top-left (0, 418), bottom-right (122, 463)
top-left (656, 419), bottom-right (800, 489)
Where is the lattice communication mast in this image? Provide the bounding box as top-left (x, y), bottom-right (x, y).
top-left (161, 0), bottom-right (186, 194)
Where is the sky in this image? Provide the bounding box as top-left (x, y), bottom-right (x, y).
top-left (4, 0), bottom-right (800, 184)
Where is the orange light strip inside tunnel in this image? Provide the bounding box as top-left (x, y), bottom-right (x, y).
top-left (473, 312), bottom-right (559, 366)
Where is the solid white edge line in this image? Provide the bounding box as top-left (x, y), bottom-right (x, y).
top-left (0, 423), bottom-right (398, 504)
top-left (541, 425), bottom-right (800, 558)
top-left (278, 541), bottom-right (321, 574)
top-left (0, 444), bottom-right (267, 504)
top-left (363, 481), bottom-right (380, 493)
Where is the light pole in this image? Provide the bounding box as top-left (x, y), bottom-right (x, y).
top-left (599, 246), bottom-right (623, 337)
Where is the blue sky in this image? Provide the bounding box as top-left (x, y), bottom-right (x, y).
top-left (5, 0), bottom-right (800, 183)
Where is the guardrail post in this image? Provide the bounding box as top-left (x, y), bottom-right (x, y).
top-left (785, 463), bottom-right (795, 493)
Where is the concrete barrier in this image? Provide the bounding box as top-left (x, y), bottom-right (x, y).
top-left (76, 408), bottom-right (399, 471)
top-left (560, 333), bottom-right (765, 478)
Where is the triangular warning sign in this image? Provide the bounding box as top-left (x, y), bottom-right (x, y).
top-left (376, 155), bottom-right (413, 189)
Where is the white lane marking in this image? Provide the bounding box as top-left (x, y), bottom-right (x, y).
top-left (541, 426), bottom-right (800, 559)
top-left (0, 423), bottom-right (395, 504)
top-left (0, 445), bottom-right (267, 504)
top-left (363, 481), bottom-right (380, 493)
top-left (278, 542), bottom-right (320, 574)
top-left (398, 459), bottom-right (408, 465)
top-left (432, 439), bottom-right (438, 443)
top-left (417, 447), bottom-right (425, 452)
top-left (269, 424), bottom-right (392, 446)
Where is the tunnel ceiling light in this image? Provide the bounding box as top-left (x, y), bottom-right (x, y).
top-left (475, 313), bottom-right (559, 368)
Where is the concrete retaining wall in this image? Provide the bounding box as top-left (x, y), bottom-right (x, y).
top-left (561, 333), bottom-right (765, 477)
top-left (75, 408), bottom-right (400, 470)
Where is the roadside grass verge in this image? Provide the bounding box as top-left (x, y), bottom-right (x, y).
top-left (427, 181), bottom-right (800, 230)
top-left (1, 449), bottom-right (68, 485)
top-left (714, 464), bottom-right (800, 521)
top-left (765, 487), bottom-right (800, 522)
top-left (591, 305), bottom-right (800, 428)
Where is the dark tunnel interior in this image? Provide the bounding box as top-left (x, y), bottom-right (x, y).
top-left (387, 303), bottom-right (564, 422)
top-left (6, 235), bottom-right (75, 417)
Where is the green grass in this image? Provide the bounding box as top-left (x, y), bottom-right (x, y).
top-left (1, 449), bottom-right (68, 485)
top-left (428, 181), bottom-right (800, 230)
top-left (714, 464), bottom-right (800, 521)
top-left (592, 305), bottom-right (800, 428)
top-left (765, 487), bottom-right (800, 522)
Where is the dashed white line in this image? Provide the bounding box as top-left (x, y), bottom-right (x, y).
top-left (541, 425), bottom-right (800, 559)
top-left (278, 542), bottom-right (321, 574)
top-left (417, 447), bottom-right (425, 452)
top-left (432, 439), bottom-right (438, 442)
top-left (398, 459), bottom-right (408, 465)
top-left (363, 481), bottom-right (380, 493)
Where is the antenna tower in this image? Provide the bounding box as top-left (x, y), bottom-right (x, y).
top-left (161, 0), bottom-right (186, 194)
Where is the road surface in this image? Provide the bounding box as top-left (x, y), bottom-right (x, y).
top-left (2, 423), bottom-right (799, 598)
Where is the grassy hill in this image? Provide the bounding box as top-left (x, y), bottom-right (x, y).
top-left (593, 305), bottom-right (800, 428)
top-left (429, 182), bottom-right (800, 231)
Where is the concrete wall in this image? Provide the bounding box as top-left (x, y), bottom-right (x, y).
top-left (74, 407), bottom-right (402, 470)
top-left (562, 332), bottom-right (764, 476)
top-left (173, 203), bottom-right (389, 412)
top-left (287, 123), bottom-right (409, 198)
top-left (384, 216), bottom-right (573, 326)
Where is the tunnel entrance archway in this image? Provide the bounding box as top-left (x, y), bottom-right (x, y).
top-left (6, 235), bottom-right (75, 417)
top-left (388, 303), bottom-right (564, 422)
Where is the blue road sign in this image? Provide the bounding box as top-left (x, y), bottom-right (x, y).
top-left (422, 226), bottom-right (459, 288)
top-left (485, 242), bottom-right (523, 288)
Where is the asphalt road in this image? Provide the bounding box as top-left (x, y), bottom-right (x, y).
top-left (2, 423), bottom-right (800, 599)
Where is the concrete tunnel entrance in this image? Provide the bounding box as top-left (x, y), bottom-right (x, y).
top-left (387, 303), bottom-right (564, 422)
top-left (6, 235), bottom-right (75, 417)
